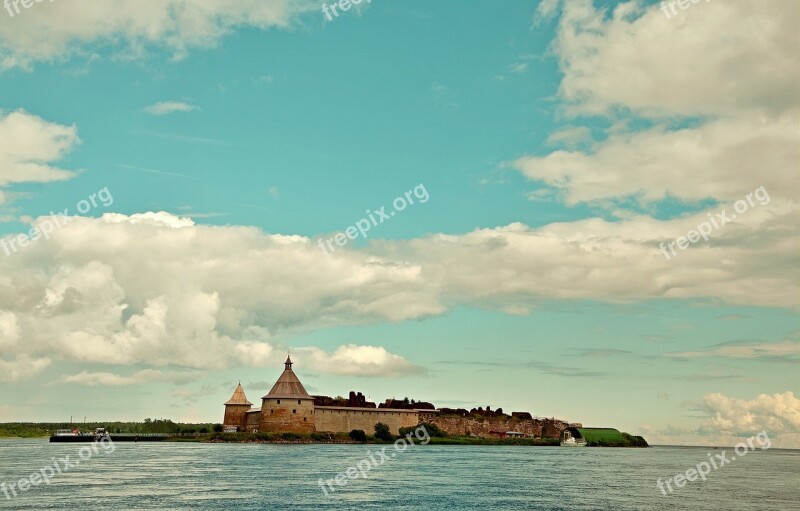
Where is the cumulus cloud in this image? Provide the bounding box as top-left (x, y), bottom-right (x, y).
top-left (546, 126), bottom-right (591, 147)
top-left (699, 391), bottom-right (800, 439)
top-left (144, 101), bottom-right (199, 116)
top-left (516, 114), bottom-right (800, 206)
top-left (296, 345), bottom-right (425, 377)
top-left (0, 110), bottom-right (80, 188)
top-left (518, 0), bottom-right (800, 212)
top-left (0, 205), bottom-right (796, 379)
top-left (642, 391), bottom-right (800, 448)
top-left (548, 0), bottom-right (799, 117)
top-left (0, 355), bottom-right (51, 382)
top-left (62, 368), bottom-right (199, 386)
top-left (0, 0), bottom-right (318, 70)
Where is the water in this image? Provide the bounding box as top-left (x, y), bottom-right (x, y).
top-left (0, 439), bottom-right (797, 510)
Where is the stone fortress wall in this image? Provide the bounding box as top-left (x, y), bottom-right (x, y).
top-left (224, 358), bottom-right (577, 438)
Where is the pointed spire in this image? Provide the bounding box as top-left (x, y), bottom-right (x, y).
top-left (224, 382), bottom-right (253, 406)
top-left (264, 356), bottom-right (311, 400)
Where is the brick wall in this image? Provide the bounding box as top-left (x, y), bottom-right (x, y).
top-left (245, 410), bottom-right (261, 431)
top-left (223, 404), bottom-right (252, 430)
top-left (259, 398), bottom-right (315, 433)
top-left (314, 407), bottom-right (419, 434)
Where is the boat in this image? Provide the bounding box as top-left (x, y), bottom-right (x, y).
top-left (560, 429), bottom-right (587, 447)
top-left (560, 436), bottom-right (587, 446)
top-left (50, 426), bottom-right (168, 443)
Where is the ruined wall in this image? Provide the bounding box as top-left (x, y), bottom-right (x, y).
top-left (427, 415), bottom-right (573, 439)
top-left (315, 407), bottom-right (419, 435)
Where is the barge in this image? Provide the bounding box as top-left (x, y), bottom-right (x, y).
top-left (50, 428), bottom-right (168, 443)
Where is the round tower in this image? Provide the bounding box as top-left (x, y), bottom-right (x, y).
top-left (223, 382), bottom-right (253, 431)
top-left (259, 356), bottom-right (315, 434)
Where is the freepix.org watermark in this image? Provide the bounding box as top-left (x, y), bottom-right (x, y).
top-left (1, 437), bottom-right (115, 501)
top-left (660, 185), bottom-right (770, 260)
top-left (317, 183), bottom-right (429, 256)
top-left (656, 430), bottom-right (771, 496)
top-left (321, 0), bottom-right (370, 22)
top-left (660, 0), bottom-right (711, 20)
top-left (3, 0), bottom-right (55, 18)
top-left (318, 425), bottom-right (431, 496)
top-left (0, 186), bottom-right (114, 257)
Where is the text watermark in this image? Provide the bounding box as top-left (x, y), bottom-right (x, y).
top-left (317, 183), bottom-right (429, 256)
top-left (4, 0), bottom-right (56, 18)
top-left (660, 0), bottom-right (711, 20)
top-left (660, 185), bottom-right (770, 260)
top-left (322, 0), bottom-right (371, 22)
top-left (318, 425), bottom-right (430, 496)
top-left (656, 430), bottom-right (771, 495)
top-left (1, 437), bottom-right (116, 501)
top-left (1, 186), bottom-right (114, 257)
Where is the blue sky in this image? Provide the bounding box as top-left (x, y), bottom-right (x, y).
top-left (0, 0), bottom-right (797, 447)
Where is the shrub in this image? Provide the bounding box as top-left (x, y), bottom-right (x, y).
top-left (399, 422), bottom-right (447, 438)
top-left (213, 424), bottom-right (223, 433)
top-left (374, 423), bottom-right (394, 441)
top-left (349, 429), bottom-right (367, 442)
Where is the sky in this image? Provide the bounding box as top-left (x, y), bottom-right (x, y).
top-left (0, 0), bottom-right (798, 447)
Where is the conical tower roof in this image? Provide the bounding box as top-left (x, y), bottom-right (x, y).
top-left (263, 355), bottom-right (312, 399)
top-left (224, 383), bottom-right (253, 406)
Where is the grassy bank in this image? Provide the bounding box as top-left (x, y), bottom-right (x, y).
top-left (0, 420), bottom-right (220, 438)
top-left (206, 431), bottom-right (561, 446)
top-left (2, 422), bottom-right (645, 447)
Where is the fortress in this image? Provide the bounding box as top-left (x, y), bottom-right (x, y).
top-left (223, 356), bottom-right (578, 438)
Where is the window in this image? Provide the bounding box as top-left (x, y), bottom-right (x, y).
top-left (277, 400), bottom-right (281, 404)
top-left (297, 400), bottom-right (301, 405)
top-left (303, 418), bottom-right (307, 422)
top-left (293, 409), bottom-right (297, 414)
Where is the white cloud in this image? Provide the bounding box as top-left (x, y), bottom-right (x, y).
top-left (296, 345), bottom-right (424, 377)
top-left (0, 206), bottom-right (796, 380)
top-left (0, 310), bottom-right (21, 349)
top-left (0, 110), bottom-right (80, 188)
top-left (516, 114), bottom-right (799, 206)
top-left (0, 355), bottom-right (51, 382)
top-left (667, 341), bottom-right (800, 360)
top-left (0, 0), bottom-right (318, 70)
top-left (699, 391), bottom-right (800, 439)
top-left (642, 391), bottom-right (800, 448)
top-left (549, 0), bottom-right (799, 117)
top-left (519, 0), bottom-right (799, 221)
top-left (144, 101), bottom-right (199, 116)
top-left (62, 368), bottom-right (198, 386)
top-left (546, 126), bottom-right (591, 147)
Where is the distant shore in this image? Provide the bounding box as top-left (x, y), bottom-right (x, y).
top-left (0, 422), bottom-right (647, 447)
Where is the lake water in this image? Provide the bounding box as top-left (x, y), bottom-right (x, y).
top-left (0, 439), bottom-right (797, 510)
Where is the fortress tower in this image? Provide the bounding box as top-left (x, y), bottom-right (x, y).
top-left (223, 383), bottom-right (253, 431)
top-left (258, 355), bottom-right (315, 433)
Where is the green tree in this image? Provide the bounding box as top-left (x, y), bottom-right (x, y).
top-left (349, 429), bottom-right (367, 442)
top-left (399, 422), bottom-right (447, 438)
top-left (374, 422), bottom-right (394, 441)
